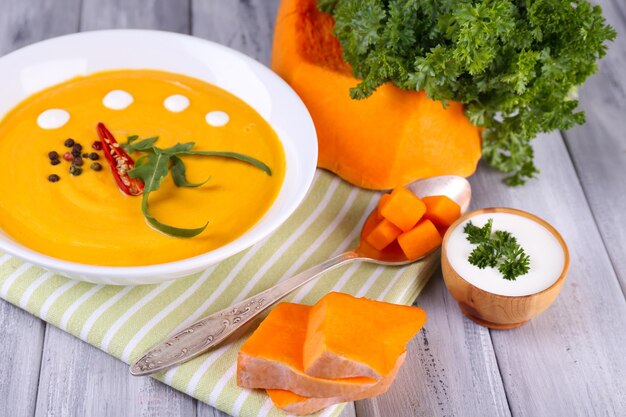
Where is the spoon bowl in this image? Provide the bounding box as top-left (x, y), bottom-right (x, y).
top-left (355, 175), bottom-right (472, 264)
top-left (131, 175), bottom-right (471, 376)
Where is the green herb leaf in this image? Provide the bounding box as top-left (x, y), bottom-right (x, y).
top-left (322, 0), bottom-right (616, 185)
top-left (161, 142), bottom-right (196, 154)
top-left (141, 194), bottom-right (208, 238)
top-left (463, 218), bottom-right (530, 280)
top-left (123, 136), bottom-right (159, 153)
top-left (180, 150), bottom-right (272, 176)
top-left (170, 155), bottom-right (210, 188)
top-left (128, 149), bottom-right (209, 238)
top-left (124, 135), bottom-right (272, 238)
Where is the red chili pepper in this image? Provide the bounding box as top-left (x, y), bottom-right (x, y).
top-left (96, 122), bottom-right (144, 196)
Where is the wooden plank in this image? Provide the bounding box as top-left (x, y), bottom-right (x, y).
top-left (0, 1), bottom-right (81, 416)
top-left (191, 0), bottom-right (281, 65)
top-left (80, 0), bottom-right (190, 32)
top-left (471, 132), bottom-right (626, 416)
top-left (0, 300), bottom-right (46, 417)
top-left (356, 272), bottom-right (511, 417)
top-left (32, 2), bottom-right (197, 417)
top-left (0, 0), bottom-right (81, 52)
top-left (563, 0), bottom-right (626, 292)
top-left (35, 326), bottom-right (196, 417)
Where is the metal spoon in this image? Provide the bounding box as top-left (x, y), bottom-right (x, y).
top-left (130, 175), bottom-right (471, 376)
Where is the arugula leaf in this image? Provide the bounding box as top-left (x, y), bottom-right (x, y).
top-left (161, 142), bottom-right (196, 154)
top-left (124, 135), bottom-right (271, 238)
top-left (170, 155), bottom-right (210, 188)
top-left (322, 0), bottom-right (616, 185)
top-left (141, 196), bottom-right (208, 238)
top-left (123, 136), bottom-right (159, 153)
top-left (463, 218), bottom-right (530, 280)
top-left (180, 150), bottom-right (272, 176)
top-left (128, 149), bottom-right (209, 238)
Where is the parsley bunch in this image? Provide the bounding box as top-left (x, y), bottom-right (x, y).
top-left (463, 218), bottom-right (530, 280)
top-left (319, 0), bottom-right (616, 185)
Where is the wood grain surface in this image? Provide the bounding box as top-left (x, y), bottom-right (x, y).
top-left (0, 0), bottom-right (624, 416)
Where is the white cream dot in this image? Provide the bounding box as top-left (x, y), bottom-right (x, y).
top-left (37, 109), bottom-right (70, 129)
top-left (103, 90), bottom-right (134, 110)
top-left (205, 111), bottom-right (230, 127)
top-left (164, 94), bottom-right (190, 113)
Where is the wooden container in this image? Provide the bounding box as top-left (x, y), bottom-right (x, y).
top-left (441, 208), bottom-right (569, 329)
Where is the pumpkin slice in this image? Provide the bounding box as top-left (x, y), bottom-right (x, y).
top-left (397, 220), bottom-right (443, 261)
top-left (267, 352), bottom-right (406, 415)
top-left (379, 187), bottom-right (426, 232)
top-left (422, 195), bottom-right (461, 227)
top-left (303, 292), bottom-right (426, 379)
top-left (237, 302), bottom-right (378, 397)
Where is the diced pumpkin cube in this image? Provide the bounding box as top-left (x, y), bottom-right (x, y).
top-left (376, 193), bottom-right (392, 220)
top-left (379, 187), bottom-right (426, 232)
top-left (397, 219), bottom-right (442, 260)
top-left (365, 219), bottom-right (402, 251)
top-left (422, 195), bottom-right (461, 227)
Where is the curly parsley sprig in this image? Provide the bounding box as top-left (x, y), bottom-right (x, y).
top-left (320, 0), bottom-right (616, 185)
top-left (463, 218), bottom-right (530, 280)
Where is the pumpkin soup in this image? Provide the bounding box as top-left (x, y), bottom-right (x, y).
top-left (0, 70), bottom-right (285, 266)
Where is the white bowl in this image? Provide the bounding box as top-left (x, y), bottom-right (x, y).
top-left (0, 30), bottom-right (317, 285)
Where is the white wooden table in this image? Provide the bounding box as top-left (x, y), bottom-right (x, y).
top-left (0, 1), bottom-right (624, 416)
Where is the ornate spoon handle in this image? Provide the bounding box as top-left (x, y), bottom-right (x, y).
top-left (130, 251), bottom-right (360, 376)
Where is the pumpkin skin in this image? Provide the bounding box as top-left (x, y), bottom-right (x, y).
top-left (271, 0), bottom-right (482, 190)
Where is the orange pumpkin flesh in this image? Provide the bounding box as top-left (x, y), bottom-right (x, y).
top-left (237, 302), bottom-right (379, 398)
top-left (397, 219), bottom-right (443, 260)
top-left (303, 292), bottom-right (427, 379)
top-left (272, 0), bottom-right (482, 190)
top-left (423, 195), bottom-right (462, 227)
top-left (379, 187), bottom-right (427, 232)
top-left (365, 219), bottom-right (403, 251)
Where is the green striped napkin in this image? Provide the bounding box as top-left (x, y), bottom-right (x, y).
top-left (0, 170), bottom-right (434, 417)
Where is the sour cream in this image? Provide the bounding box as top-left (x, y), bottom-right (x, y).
top-left (445, 212), bottom-right (565, 296)
top-left (37, 109), bottom-right (70, 129)
top-left (205, 110), bottom-right (229, 127)
top-left (103, 90), bottom-right (133, 110)
top-left (164, 94), bottom-right (190, 112)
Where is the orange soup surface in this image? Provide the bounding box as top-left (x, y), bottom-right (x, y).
top-left (0, 70), bottom-right (285, 266)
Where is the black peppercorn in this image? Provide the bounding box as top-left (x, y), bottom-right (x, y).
top-left (89, 152), bottom-right (99, 160)
top-left (48, 174), bottom-right (60, 182)
top-left (82, 153), bottom-right (89, 158)
top-left (51, 159), bottom-right (61, 166)
top-left (64, 138), bottom-right (75, 147)
top-left (71, 149), bottom-right (81, 157)
top-left (48, 151), bottom-right (59, 160)
top-left (69, 165), bottom-right (82, 176)
top-left (72, 143), bottom-right (83, 152)
top-left (73, 156), bottom-right (84, 166)
top-left (90, 162), bottom-right (102, 171)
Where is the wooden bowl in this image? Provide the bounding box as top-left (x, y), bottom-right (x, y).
top-left (441, 208), bottom-right (569, 329)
